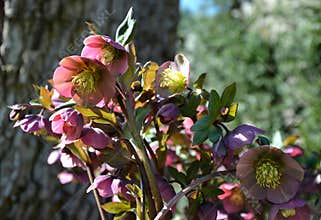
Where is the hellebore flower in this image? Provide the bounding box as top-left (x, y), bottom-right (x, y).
top-left (196, 202), bottom-right (217, 220)
top-left (50, 108), bottom-right (84, 144)
top-left (218, 183), bottom-right (245, 214)
top-left (9, 104), bottom-right (29, 121)
top-left (53, 56), bottom-right (115, 106)
top-left (14, 114), bottom-right (47, 133)
top-left (236, 146), bottom-right (304, 204)
top-left (156, 176), bottom-right (176, 204)
top-left (156, 53), bottom-right (190, 97)
top-left (81, 35), bottom-right (128, 74)
top-left (87, 175), bottom-right (132, 200)
top-left (81, 126), bottom-right (111, 149)
top-left (157, 103), bottom-right (180, 124)
top-left (268, 198), bottom-right (310, 220)
top-left (225, 124), bottom-right (265, 150)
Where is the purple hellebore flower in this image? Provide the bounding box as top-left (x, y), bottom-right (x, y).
top-left (14, 114), bottom-right (47, 133)
top-left (157, 103), bottom-right (180, 124)
top-left (268, 198), bottom-right (310, 220)
top-left (8, 104), bottom-right (29, 121)
top-left (224, 124), bottom-right (265, 150)
top-left (80, 126), bottom-right (111, 150)
top-left (87, 175), bottom-right (133, 200)
top-left (47, 149), bottom-right (84, 169)
top-left (49, 108), bottom-right (84, 144)
top-left (81, 35), bottom-right (128, 75)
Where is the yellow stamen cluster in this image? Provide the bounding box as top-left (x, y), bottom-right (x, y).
top-left (255, 159), bottom-right (282, 189)
top-left (280, 209), bottom-right (296, 217)
top-left (159, 68), bottom-right (186, 93)
top-left (72, 69), bottom-right (100, 95)
top-left (102, 44), bottom-right (122, 62)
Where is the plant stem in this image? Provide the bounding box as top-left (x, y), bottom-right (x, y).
top-left (154, 170), bottom-right (234, 220)
top-left (85, 165), bottom-right (106, 220)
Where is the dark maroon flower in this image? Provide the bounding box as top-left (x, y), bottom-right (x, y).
top-left (218, 183), bottom-right (245, 214)
top-left (157, 103), bottom-right (180, 124)
top-left (197, 202), bottom-right (217, 220)
top-left (225, 124), bottom-right (265, 150)
top-left (236, 146), bottom-right (304, 204)
top-left (14, 114), bottom-right (47, 133)
top-left (268, 198), bottom-right (310, 220)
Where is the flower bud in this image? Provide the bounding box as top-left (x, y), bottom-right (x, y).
top-left (14, 114), bottom-right (47, 133)
top-left (81, 126), bottom-right (111, 149)
top-left (157, 103), bottom-right (180, 124)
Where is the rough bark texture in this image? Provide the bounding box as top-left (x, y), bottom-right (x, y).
top-left (0, 0), bottom-right (179, 219)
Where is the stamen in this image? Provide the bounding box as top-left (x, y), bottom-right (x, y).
top-left (255, 159), bottom-right (282, 189)
top-left (280, 209), bottom-right (296, 217)
top-left (159, 68), bottom-right (186, 93)
top-left (72, 69), bottom-right (101, 95)
top-left (102, 44), bottom-right (122, 62)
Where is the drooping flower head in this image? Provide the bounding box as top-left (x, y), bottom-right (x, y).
top-left (157, 103), bottom-right (180, 124)
top-left (225, 124), bottom-right (265, 150)
top-left (218, 183), bottom-right (245, 214)
top-left (53, 56), bottom-right (115, 106)
top-left (14, 114), bottom-right (47, 133)
top-left (156, 53), bottom-right (190, 97)
top-left (81, 35), bottom-right (128, 74)
top-left (81, 126), bottom-right (111, 149)
top-left (49, 108), bottom-right (84, 143)
top-left (268, 198), bottom-right (310, 220)
top-left (236, 146), bottom-right (304, 204)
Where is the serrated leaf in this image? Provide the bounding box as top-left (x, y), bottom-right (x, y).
top-left (221, 82), bottom-right (236, 107)
top-left (194, 73), bottom-right (207, 89)
top-left (101, 201), bottom-right (131, 214)
top-left (190, 115), bottom-right (212, 131)
top-left (115, 7), bottom-right (136, 46)
top-left (208, 90), bottom-right (221, 120)
top-left (192, 130), bottom-right (208, 145)
top-left (167, 166), bottom-right (187, 186)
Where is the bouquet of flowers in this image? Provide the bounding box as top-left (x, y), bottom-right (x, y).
top-left (9, 8), bottom-right (321, 220)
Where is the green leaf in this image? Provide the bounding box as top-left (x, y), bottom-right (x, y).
top-left (193, 73), bottom-right (207, 89)
top-left (190, 115), bottom-right (212, 131)
top-left (221, 82), bottom-right (236, 107)
top-left (199, 151), bottom-right (212, 173)
top-left (224, 103), bottom-right (238, 122)
top-left (100, 142), bottom-right (131, 168)
top-left (101, 201), bottom-right (131, 214)
top-left (67, 142), bottom-right (90, 163)
top-left (74, 106), bottom-right (116, 125)
top-left (208, 126), bottom-right (222, 143)
top-left (192, 130), bottom-right (208, 145)
top-left (186, 161), bottom-right (200, 181)
top-left (167, 166), bottom-right (187, 186)
top-left (181, 92), bottom-right (201, 117)
top-left (135, 105), bottom-right (151, 127)
top-left (115, 7), bottom-right (136, 46)
top-left (208, 89), bottom-right (221, 120)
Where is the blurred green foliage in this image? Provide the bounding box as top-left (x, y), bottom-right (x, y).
top-left (179, 0), bottom-right (321, 152)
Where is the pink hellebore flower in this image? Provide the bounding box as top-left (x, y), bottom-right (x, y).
top-left (81, 35), bottom-right (128, 75)
top-left (156, 53), bottom-right (190, 97)
top-left (50, 108), bottom-right (84, 144)
top-left (81, 126), bottom-right (111, 150)
top-left (87, 175), bottom-right (133, 200)
top-left (53, 56), bottom-right (115, 106)
top-left (218, 183), bottom-right (245, 214)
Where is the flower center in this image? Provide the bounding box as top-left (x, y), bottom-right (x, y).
top-left (280, 209), bottom-right (296, 217)
top-left (72, 69), bottom-right (101, 95)
top-left (102, 44), bottom-right (122, 63)
top-left (159, 68), bottom-right (186, 93)
top-left (255, 159), bottom-right (282, 189)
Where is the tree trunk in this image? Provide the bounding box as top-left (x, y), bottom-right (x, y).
top-left (0, 0), bottom-right (179, 219)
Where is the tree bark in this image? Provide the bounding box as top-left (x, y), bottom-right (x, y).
top-left (0, 0), bottom-right (179, 219)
